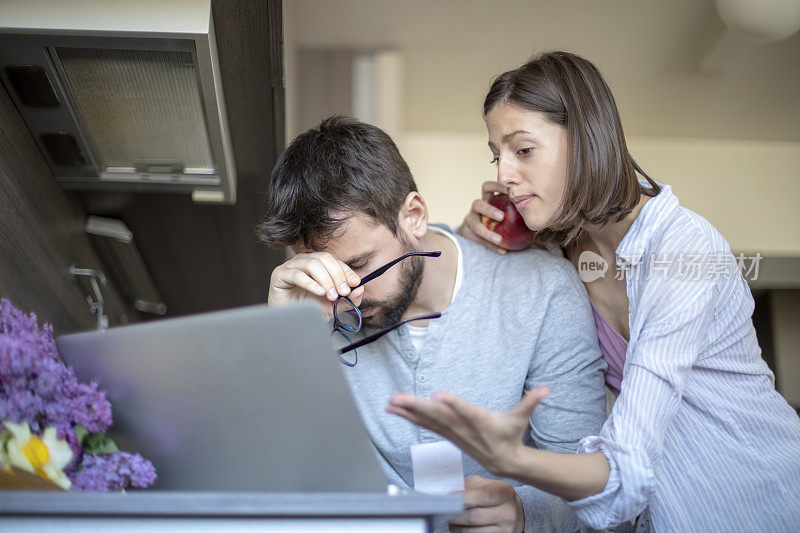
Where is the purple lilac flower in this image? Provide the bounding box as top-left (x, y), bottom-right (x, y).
top-left (1, 298), bottom-right (156, 491)
top-left (1, 299), bottom-right (111, 461)
top-left (70, 452), bottom-right (157, 492)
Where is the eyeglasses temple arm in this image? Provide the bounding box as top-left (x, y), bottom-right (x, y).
top-left (354, 251), bottom-right (441, 288)
top-left (337, 312), bottom-right (442, 355)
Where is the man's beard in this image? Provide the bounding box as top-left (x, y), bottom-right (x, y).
top-left (359, 245), bottom-right (425, 329)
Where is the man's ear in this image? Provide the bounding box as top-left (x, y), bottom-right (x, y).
top-left (397, 192), bottom-right (428, 240)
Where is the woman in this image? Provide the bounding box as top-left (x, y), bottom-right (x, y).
top-left (388, 51), bottom-right (800, 531)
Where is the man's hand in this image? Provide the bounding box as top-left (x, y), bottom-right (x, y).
top-left (267, 251), bottom-right (363, 318)
top-left (448, 475), bottom-right (525, 533)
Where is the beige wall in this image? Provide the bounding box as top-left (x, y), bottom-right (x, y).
top-left (629, 137), bottom-right (800, 256)
top-left (283, 0), bottom-right (800, 142)
top-left (398, 132), bottom-right (800, 256)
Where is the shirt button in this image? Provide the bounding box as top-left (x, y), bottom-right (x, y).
top-left (418, 375), bottom-right (428, 383)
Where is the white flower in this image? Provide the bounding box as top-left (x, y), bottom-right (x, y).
top-left (3, 421), bottom-right (72, 489)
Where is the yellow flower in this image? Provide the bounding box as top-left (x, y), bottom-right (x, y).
top-left (3, 421), bottom-right (72, 489)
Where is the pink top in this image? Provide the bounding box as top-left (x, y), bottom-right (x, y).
top-left (568, 246), bottom-right (628, 395)
top-left (588, 298), bottom-right (627, 396)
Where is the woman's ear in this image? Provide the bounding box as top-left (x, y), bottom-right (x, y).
top-left (397, 192), bottom-right (429, 240)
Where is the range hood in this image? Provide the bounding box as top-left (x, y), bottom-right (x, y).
top-left (0, 0), bottom-right (236, 204)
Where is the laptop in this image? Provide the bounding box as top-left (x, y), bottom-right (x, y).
top-left (56, 303), bottom-right (388, 492)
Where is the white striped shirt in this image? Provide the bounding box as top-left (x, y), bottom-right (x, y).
top-left (568, 184), bottom-right (800, 531)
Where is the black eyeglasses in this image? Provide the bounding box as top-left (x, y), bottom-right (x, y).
top-left (332, 251), bottom-right (442, 366)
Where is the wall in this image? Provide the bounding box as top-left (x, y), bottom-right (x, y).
top-left (0, 85), bottom-right (130, 334)
top-left (397, 132), bottom-right (800, 256)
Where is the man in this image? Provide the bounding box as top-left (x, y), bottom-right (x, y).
top-left (258, 116), bottom-right (606, 532)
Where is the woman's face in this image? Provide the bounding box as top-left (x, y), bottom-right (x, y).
top-left (485, 103), bottom-right (569, 231)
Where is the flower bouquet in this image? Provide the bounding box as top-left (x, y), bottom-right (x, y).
top-left (0, 298), bottom-right (156, 491)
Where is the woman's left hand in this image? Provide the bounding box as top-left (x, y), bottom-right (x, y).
top-left (387, 387), bottom-right (549, 476)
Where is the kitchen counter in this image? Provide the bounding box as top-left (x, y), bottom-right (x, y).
top-left (0, 491), bottom-right (463, 532)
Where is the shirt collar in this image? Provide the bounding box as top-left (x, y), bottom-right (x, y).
top-left (615, 182), bottom-right (679, 267)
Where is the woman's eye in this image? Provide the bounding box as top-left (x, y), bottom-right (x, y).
top-left (517, 147), bottom-right (533, 157)
top-left (351, 262), bottom-right (367, 270)
top-left (489, 156), bottom-right (499, 165)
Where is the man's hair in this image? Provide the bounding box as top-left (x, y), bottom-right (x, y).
top-left (484, 50), bottom-right (660, 245)
top-left (257, 116), bottom-right (417, 250)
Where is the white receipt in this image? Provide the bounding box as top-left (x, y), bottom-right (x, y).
top-left (411, 441), bottom-right (465, 494)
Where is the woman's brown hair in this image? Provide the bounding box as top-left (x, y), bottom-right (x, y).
top-left (484, 51), bottom-right (660, 245)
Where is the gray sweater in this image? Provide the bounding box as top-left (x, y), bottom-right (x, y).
top-left (342, 229), bottom-right (607, 532)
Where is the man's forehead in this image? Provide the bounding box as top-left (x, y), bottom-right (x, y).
top-left (292, 242), bottom-right (373, 262)
top-left (293, 212), bottom-right (389, 261)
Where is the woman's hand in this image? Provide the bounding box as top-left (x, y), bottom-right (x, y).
top-left (389, 387), bottom-right (611, 502)
top-left (387, 387), bottom-right (549, 477)
top-left (458, 181), bottom-right (511, 255)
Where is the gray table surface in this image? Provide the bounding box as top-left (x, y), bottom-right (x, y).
top-left (0, 491), bottom-right (464, 518)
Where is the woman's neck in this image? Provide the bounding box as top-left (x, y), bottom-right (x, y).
top-left (584, 194), bottom-right (651, 258)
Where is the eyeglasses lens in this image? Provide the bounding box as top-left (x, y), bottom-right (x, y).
top-left (331, 329), bottom-right (357, 366)
top-left (334, 298), bottom-right (361, 331)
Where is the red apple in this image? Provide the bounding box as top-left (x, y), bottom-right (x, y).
top-left (480, 193), bottom-right (536, 251)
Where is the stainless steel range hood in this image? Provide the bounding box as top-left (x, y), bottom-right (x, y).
top-left (0, 0), bottom-right (236, 204)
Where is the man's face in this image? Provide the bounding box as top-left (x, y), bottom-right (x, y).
top-left (294, 212), bottom-right (424, 328)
